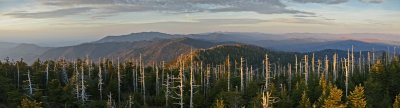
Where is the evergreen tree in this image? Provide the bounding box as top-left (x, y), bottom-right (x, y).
top-left (394, 93), bottom-right (400, 108)
top-left (365, 60), bottom-right (391, 107)
top-left (214, 98), bottom-right (224, 108)
top-left (347, 84), bottom-right (366, 108)
top-left (19, 98), bottom-right (42, 108)
top-left (299, 91), bottom-right (310, 108)
top-left (323, 86), bottom-right (345, 108)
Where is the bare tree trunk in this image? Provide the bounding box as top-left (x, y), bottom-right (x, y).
top-left (165, 74), bottom-right (170, 107)
top-left (46, 63), bottom-right (49, 88)
top-left (227, 56), bottom-right (231, 92)
top-left (81, 65), bottom-right (87, 104)
top-left (352, 46), bottom-right (354, 76)
top-left (179, 60), bottom-right (184, 108)
top-left (117, 59), bottom-right (121, 104)
top-left (333, 53), bottom-right (337, 82)
top-left (27, 70), bottom-right (33, 96)
top-left (304, 55), bottom-right (308, 86)
top-left (368, 52), bottom-right (371, 72)
top-left (317, 59), bottom-right (321, 79)
top-left (295, 55), bottom-right (298, 78)
top-left (324, 55), bottom-right (329, 82)
top-left (98, 61), bottom-right (104, 100)
top-left (265, 54), bottom-right (269, 91)
top-left (312, 53), bottom-right (315, 78)
top-left (344, 58), bottom-right (349, 97)
top-left (241, 57), bottom-right (244, 92)
top-left (156, 62), bottom-right (159, 96)
top-left (190, 50), bottom-right (194, 108)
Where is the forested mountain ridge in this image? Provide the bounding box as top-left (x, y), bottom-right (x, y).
top-left (0, 32), bottom-right (397, 64)
top-left (1, 43), bottom-right (400, 107)
top-left (40, 38), bottom-right (216, 66)
top-left (170, 44), bottom-right (299, 68)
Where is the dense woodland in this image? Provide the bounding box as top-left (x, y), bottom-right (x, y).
top-left (1, 46), bottom-right (400, 108)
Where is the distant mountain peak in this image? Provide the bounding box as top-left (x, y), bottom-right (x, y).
top-left (96, 32), bottom-right (179, 43)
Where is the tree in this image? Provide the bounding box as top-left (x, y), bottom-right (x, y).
top-left (299, 91), bottom-right (310, 108)
top-left (19, 98), bottom-right (42, 108)
top-left (215, 98), bottom-right (224, 108)
top-left (394, 93), bottom-right (400, 108)
top-left (346, 84), bottom-right (366, 108)
top-left (365, 60), bottom-right (391, 108)
top-left (323, 86), bottom-right (345, 108)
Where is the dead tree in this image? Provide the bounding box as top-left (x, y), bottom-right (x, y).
top-left (81, 66), bottom-right (88, 104)
top-left (189, 51), bottom-right (199, 108)
top-left (344, 58), bottom-right (349, 97)
top-left (27, 70), bottom-right (33, 96)
top-left (156, 62), bottom-right (160, 96)
top-left (227, 55), bottom-right (231, 92)
top-left (333, 53), bottom-right (337, 82)
top-left (304, 55), bottom-right (308, 86)
top-left (241, 57), bottom-right (244, 92)
top-left (117, 59), bottom-right (121, 104)
top-left (265, 54), bottom-right (270, 91)
top-left (324, 55), bottom-right (329, 81)
top-left (98, 61), bottom-right (104, 100)
top-left (46, 63), bottom-right (49, 88)
top-left (142, 56), bottom-right (146, 105)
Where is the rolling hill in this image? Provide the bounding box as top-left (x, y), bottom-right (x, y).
top-left (40, 38), bottom-right (217, 65)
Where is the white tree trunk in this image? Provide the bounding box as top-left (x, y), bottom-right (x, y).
top-left (227, 56), bottom-right (231, 92)
top-left (98, 61), bottom-right (104, 100)
top-left (117, 59), bottom-right (121, 104)
top-left (240, 57), bottom-right (244, 92)
top-left (265, 54), bottom-right (269, 91)
top-left (27, 70), bottom-right (33, 96)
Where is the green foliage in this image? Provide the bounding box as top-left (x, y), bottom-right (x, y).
top-left (0, 50), bottom-right (399, 108)
top-left (299, 91), bottom-right (310, 108)
top-left (394, 93), bottom-right (400, 108)
top-left (214, 98), bottom-right (224, 108)
top-left (323, 86), bottom-right (345, 108)
top-left (346, 84), bottom-right (366, 108)
top-left (18, 98), bottom-right (42, 108)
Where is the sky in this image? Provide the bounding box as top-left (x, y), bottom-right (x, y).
top-left (0, 0), bottom-right (399, 45)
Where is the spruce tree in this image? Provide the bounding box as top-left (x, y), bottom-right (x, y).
top-left (347, 84), bottom-right (366, 108)
top-left (299, 91), bottom-right (310, 108)
top-left (323, 86), bottom-right (345, 108)
top-left (394, 93), bottom-right (400, 108)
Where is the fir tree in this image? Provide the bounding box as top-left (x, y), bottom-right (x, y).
top-left (299, 91), bottom-right (310, 108)
top-left (323, 86), bottom-right (345, 108)
top-left (215, 98), bottom-right (224, 108)
top-left (394, 93), bottom-right (400, 108)
top-left (347, 84), bottom-right (366, 108)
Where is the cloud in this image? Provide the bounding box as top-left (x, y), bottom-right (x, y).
top-left (268, 18), bottom-right (333, 25)
top-left (359, 0), bottom-right (384, 3)
top-left (24, 0), bottom-right (313, 18)
top-left (293, 15), bottom-right (317, 17)
top-left (292, 0), bottom-right (349, 4)
top-left (195, 19), bottom-right (268, 24)
top-left (5, 7), bottom-right (92, 18)
top-left (292, 0), bottom-right (384, 4)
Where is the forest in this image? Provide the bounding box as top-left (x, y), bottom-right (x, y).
top-left (1, 47), bottom-right (400, 108)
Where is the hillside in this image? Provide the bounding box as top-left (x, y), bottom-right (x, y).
top-left (0, 43), bottom-right (51, 62)
top-left (96, 32), bottom-right (182, 43)
top-left (40, 38), bottom-right (216, 65)
top-left (170, 44), bottom-right (299, 68)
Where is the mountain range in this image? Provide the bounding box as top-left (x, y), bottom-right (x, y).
top-left (0, 32), bottom-right (397, 64)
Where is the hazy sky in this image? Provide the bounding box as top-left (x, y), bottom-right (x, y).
top-left (0, 0), bottom-right (399, 45)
